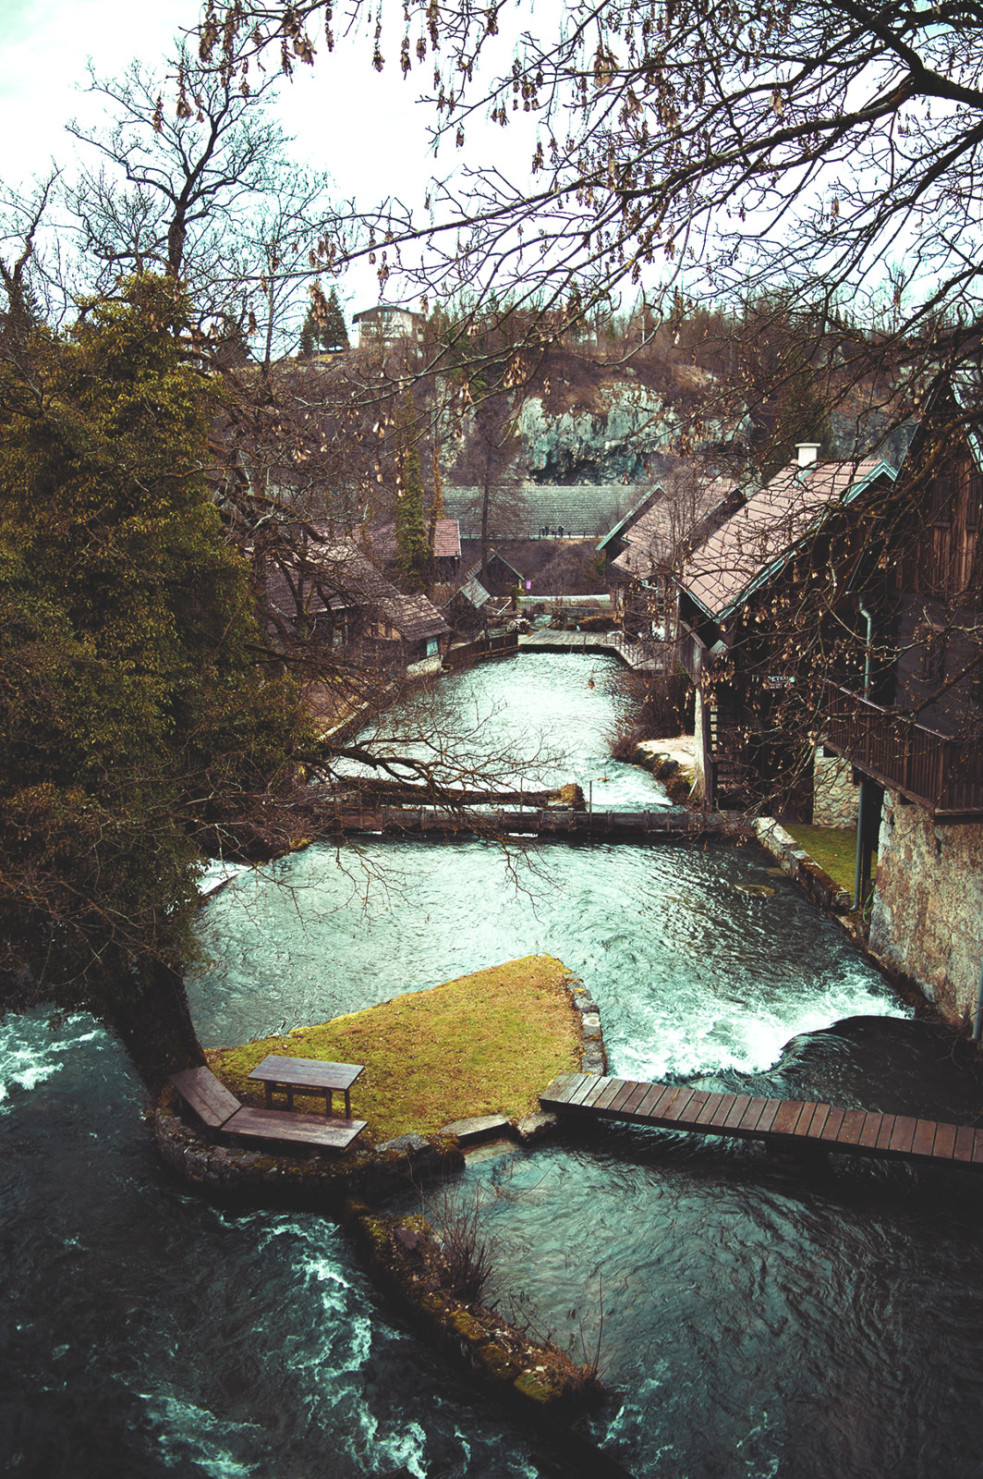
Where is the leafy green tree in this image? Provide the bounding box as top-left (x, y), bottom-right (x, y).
top-left (0, 274), bottom-right (309, 1087)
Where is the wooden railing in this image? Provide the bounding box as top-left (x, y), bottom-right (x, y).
top-left (824, 683), bottom-right (983, 815)
top-left (443, 629), bottom-right (519, 669)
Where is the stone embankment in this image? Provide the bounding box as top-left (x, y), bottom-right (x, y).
top-left (155, 1095), bottom-right (463, 1213)
top-left (752, 818), bottom-right (853, 915)
top-left (617, 734), bottom-right (699, 805)
top-left (156, 967), bottom-right (609, 1418)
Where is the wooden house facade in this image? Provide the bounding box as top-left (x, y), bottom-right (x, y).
top-left (265, 531), bottom-right (449, 676)
top-left (444, 573), bottom-right (492, 637)
top-left (824, 396), bottom-right (983, 818)
top-left (476, 550), bottom-right (525, 598)
top-left (674, 449), bottom-right (897, 813)
top-left (820, 381), bottom-right (983, 1023)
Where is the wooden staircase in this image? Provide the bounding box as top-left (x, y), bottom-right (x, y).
top-left (707, 703), bottom-right (753, 806)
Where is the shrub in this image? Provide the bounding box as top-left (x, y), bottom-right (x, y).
top-left (607, 667), bottom-right (692, 757)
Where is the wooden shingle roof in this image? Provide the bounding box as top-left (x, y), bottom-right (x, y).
top-left (378, 593), bottom-right (450, 641)
top-left (266, 536), bottom-right (397, 624)
top-left (452, 574), bottom-right (492, 609)
top-left (681, 459), bottom-right (896, 619)
top-left (370, 518), bottom-right (462, 563)
top-left (611, 477), bottom-right (737, 578)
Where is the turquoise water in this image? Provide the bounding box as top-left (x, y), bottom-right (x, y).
top-left (13, 653), bottom-right (983, 1479)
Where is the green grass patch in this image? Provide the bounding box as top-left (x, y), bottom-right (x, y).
top-left (783, 824), bottom-right (870, 894)
top-left (208, 954), bottom-right (582, 1146)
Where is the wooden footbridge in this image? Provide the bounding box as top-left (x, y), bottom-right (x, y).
top-left (518, 629), bottom-right (663, 672)
top-left (540, 1072), bottom-right (983, 1170)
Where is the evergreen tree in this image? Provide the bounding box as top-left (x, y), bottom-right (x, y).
top-left (0, 274), bottom-right (309, 1086)
top-left (299, 310), bottom-right (317, 356)
top-left (300, 284), bottom-right (349, 355)
top-left (320, 287), bottom-right (349, 351)
top-left (428, 439), bottom-right (445, 555)
top-left (394, 400), bottom-right (432, 592)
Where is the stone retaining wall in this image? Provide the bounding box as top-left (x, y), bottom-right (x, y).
top-left (869, 793), bottom-right (983, 1023)
top-left (752, 818), bottom-right (852, 914)
top-left (813, 751), bottom-right (860, 829)
top-left (155, 1100), bottom-right (463, 1212)
top-left (343, 1198), bottom-right (603, 1416)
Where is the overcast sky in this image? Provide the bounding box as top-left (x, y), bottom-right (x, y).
top-left (0, 0), bottom-right (524, 314)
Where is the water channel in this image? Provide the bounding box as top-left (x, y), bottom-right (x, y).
top-left (5, 654), bottom-right (983, 1478)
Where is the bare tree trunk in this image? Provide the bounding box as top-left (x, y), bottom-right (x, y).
top-left (103, 958), bottom-right (206, 1097)
top-left (480, 473), bottom-right (491, 585)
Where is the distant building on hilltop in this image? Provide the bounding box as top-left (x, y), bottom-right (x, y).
top-left (351, 305), bottom-right (425, 350)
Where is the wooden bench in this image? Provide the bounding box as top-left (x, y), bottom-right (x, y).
top-left (169, 1066), bottom-right (367, 1153)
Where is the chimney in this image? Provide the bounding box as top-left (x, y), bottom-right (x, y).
top-left (796, 442), bottom-right (821, 468)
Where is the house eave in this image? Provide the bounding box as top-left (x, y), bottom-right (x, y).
top-left (711, 460), bottom-right (897, 621)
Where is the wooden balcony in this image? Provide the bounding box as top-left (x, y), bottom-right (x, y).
top-left (824, 683), bottom-right (983, 818)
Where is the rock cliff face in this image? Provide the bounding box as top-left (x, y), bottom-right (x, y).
top-left (518, 384), bottom-right (682, 483)
top-left (441, 344), bottom-right (910, 501)
top-left (517, 371), bottom-right (740, 483)
top-left (437, 348), bottom-right (739, 488)
top-left (513, 388), bottom-right (911, 484)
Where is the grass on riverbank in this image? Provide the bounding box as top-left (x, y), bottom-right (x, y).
top-left (208, 954), bottom-right (582, 1147)
top-left (783, 824), bottom-right (870, 895)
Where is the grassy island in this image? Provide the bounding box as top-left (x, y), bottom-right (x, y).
top-left (208, 954), bottom-right (582, 1145)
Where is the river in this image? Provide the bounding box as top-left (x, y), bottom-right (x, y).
top-left (4, 654), bottom-right (983, 1479)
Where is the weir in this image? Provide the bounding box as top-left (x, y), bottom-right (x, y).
top-left (320, 802), bottom-right (726, 840)
top-left (517, 628), bottom-right (663, 671)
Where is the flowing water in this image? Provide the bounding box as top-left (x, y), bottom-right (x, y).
top-left (5, 654), bottom-right (983, 1479)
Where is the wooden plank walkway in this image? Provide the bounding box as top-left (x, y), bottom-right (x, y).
top-left (540, 1073), bottom-right (983, 1170)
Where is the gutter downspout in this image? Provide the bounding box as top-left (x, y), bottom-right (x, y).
top-left (853, 599), bottom-right (876, 912)
top-left (859, 599), bottom-right (874, 700)
top-left (974, 958), bottom-right (983, 1043)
